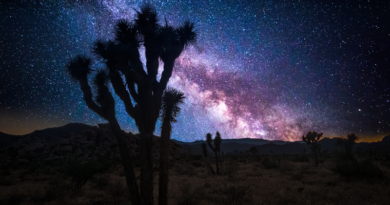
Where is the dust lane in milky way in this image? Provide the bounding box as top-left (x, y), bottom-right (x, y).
top-left (0, 0), bottom-right (389, 142)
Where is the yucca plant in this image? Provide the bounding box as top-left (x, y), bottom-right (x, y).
top-left (65, 4), bottom-right (197, 205)
top-left (159, 87), bottom-right (185, 205)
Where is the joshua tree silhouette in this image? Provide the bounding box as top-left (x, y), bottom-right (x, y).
top-left (336, 133), bottom-right (358, 160)
top-left (201, 142), bottom-right (216, 175)
top-left (158, 87), bottom-right (185, 205)
top-left (65, 4), bottom-right (196, 205)
top-left (206, 132), bottom-right (222, 175)
top-left (302, 131), bottom-right (323, 166)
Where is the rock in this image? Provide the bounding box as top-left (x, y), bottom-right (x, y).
top-left (12, 142), bottom-right (26, 150)
top-left (59, 139), bottom-right (70, 145)
top-left (62, 145), bottom-right (73, 153)
top-left (75, 138), bottom-right (89, 144)
top-left (83, 129), bottom-right (98, 140)
top-left (17, 147), bottom-right (31, 158)
top-left (29, 143), bottom-right (46, 153)
top-left (31, 136), bottom-right (42, 143)
top-left (50, 147), bottom-right (60, 155)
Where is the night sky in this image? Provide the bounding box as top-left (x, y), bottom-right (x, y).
top-left (0, 0), bottom-right (389, 142)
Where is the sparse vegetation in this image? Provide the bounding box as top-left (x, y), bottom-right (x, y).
top-left (0, 149), bottom-right (389, 205)
top-left (59, 157), bottom-right (110, 189)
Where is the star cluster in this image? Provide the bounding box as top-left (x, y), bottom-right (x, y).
top-left (0, 0), bottom-right (389, 142)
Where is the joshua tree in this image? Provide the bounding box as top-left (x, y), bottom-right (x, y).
top-left (65, 4), bottom-right (196, 205)
top-left (336, 133), bottom-right (358, 157)
top-left (302, 131), bottom-right (323, 166)
top-left (158, 88), bottom-right (185, 205)
top-left (201, 142), bottom-right (216, 175)
top-left (206, 132), bottom-right (222, 175)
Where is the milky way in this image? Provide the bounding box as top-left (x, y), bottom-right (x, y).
top-left (1, 0), bottom-right (389, 142)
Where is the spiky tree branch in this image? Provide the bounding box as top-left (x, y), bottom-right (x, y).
top-left (66, 4), bottom-right (196, 205)
top-left (159, 88), bottom-right (185, 205)
top-left (65, 56), bottom-right (141, 205)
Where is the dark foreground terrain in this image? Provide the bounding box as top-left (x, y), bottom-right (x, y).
top-left (0, 153), bottom-right (390, 205)
top-left (0, 124), bottom-right (389, 204)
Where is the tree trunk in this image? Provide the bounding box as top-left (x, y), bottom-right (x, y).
top-left (140, 132), bottom-right (154, 205)
top-left (108, 117), bottom-right (141, 205)
top-left (205, 157), bottom-right (216, 175)
top-left (158, 121), bottom-right (171, 205)
top-left (214, 151), bottom-right (220, 175)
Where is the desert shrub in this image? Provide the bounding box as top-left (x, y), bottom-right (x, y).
top-left (59, 157), bottom-right (110, 189)
top-left (279, 161), bottom-right (295, 174)
top-left (331, 153), bottom-right (383, 179)
top-left (219, 186), bottom-right (252, 205)
top-left (291, 164), bottom-right (310, 181)
top-left (191, 155), bottom-right (203, 161)
top-left (0, 167), bottom-right (13, 176)
top-left (0, 177), bottom-right (13, 186)
top-left (29, 189), bottom-right (45, 204)
top-left (292, 154), bottom-right (309, 162)
top-left (174, 164), bottom-right (196, 177)
top-left (192, 161), bottom-right (202, 167)
top-left (44, 185), bottom-right (66, 201)
top-left (207, 185), bottom-right (252, 205)
top-left (91, 174), bottom-right (110, 190)
top-left (262, 158), bottom-right (280, 169)
top-left (108, 179), bottom-right (126, 197)
top-left (330, 158), bottom-right (356, 179)
top-left (176, 182), bottom-right (204, 205)
top-left (223, 160), bottom-right (239, 177)
top-left (357, 159), bottom-right (383, 178)
top-left (6, 189), bottom-right (25, 205)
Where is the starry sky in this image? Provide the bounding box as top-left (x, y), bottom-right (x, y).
top-left (0, 0), bottom-right (389, 142)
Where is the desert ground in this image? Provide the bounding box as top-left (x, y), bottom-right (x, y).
top-left (0, 153), bottom-right (389, 205)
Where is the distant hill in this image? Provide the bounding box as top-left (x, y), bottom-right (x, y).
top-left (172, 138), bottom-right (303, 146)
top-left (178, 136), bottom-right (390, 155)
top-left (0, 123), bottom-right (95, 149)
top-left (26, 123), bottom-right (95, 143)
top-left (1, 123), bottom-right (389, 155)
top-left (0, 132), bottom-right (23, 149)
